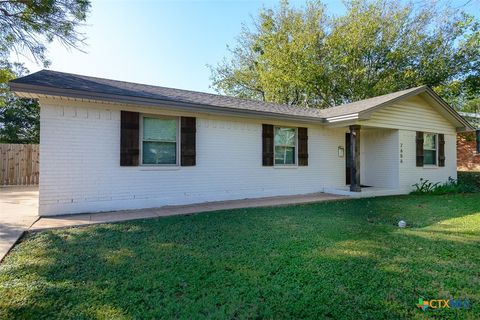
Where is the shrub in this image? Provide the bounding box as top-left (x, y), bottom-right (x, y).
top-left (411, 178), bottom-right (439, 194)
top-left (411, 176), bottom-right (479, 195)
top-left (457, 171), bottom-right (480, 191)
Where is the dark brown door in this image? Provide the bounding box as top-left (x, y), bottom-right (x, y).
top-left (345, 133), bottom-right (351, 185)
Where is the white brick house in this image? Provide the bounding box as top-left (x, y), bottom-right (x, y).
top-left (10, 70), bottom-right (473, 216)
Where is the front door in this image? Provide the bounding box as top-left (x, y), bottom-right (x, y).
top-left (345, 133), bottom-right (351, 185)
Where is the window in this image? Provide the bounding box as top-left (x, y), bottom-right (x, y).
top-left (142, 116), bottom-right (178, 165)
top-left (274, 127), bottom-right (296, 165)
top-left (423, 133), bottom-right (437, 165)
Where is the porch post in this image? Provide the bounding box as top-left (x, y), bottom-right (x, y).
top-left (349, 125), bottom-right (361, 192)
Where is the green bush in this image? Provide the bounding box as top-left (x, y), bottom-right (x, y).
top-left (411, 175), bottom-right (479, 195)
top-left (458, 171), bottom-right (480, 191)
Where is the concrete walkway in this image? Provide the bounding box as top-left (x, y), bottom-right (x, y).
top-left (0, 190), bottom-right (347, 262)
top-left (30, 192), bottom-right (348, 231)
top-left (0, 187), bottom-right (38, 261)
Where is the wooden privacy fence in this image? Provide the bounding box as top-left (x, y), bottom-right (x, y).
top-left (0, 144), bottom-right (39, 186)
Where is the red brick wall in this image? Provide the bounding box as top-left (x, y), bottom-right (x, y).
top-left (457, 132), bottom-right (480, 171)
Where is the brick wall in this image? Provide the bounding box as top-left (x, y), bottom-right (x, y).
top-left (39, 99), bottom-right (347, 216)
top-left (457, 132), bottom-right (480, 171)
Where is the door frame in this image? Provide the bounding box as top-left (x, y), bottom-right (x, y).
top-left (345, 132), bottom-right (351, 185)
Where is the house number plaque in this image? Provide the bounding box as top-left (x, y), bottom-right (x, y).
top-left (400, 143), bottom-right (403, 163)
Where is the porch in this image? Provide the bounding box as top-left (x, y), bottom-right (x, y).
top-left (324, 186), bottom-right (406, 198)
top-left (329, 125), bottom-right (403, 197)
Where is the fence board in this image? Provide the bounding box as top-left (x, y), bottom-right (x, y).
top-left (0, 144), bottom-right (39, 186)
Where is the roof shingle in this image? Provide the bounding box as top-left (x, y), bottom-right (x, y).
top-left (10, 70), bottom-right (469, 131)
top-left (317, 86), bottom-right (427, 118)
top-left (10, 70), bottom-right (324, 118)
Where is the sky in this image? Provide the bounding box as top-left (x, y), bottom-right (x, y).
top-left (13, 0), bottom-right (480, 94)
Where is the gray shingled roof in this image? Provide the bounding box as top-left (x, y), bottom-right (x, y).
top-left (8, 70), bottom-right (472, 130)
top-left (317, 86), bottom-right (427, 118)
top-left (9, 70), bottom-right (324, 119)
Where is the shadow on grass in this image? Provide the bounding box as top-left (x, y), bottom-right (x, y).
top-left (0, 194), bottom-right (479, 319)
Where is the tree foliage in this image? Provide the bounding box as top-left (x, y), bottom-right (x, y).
top-left (210, 0), bottom-right (480, 110)
top-left (0, 0), bottom-right (90, 65)
top-left (0, 0), bottom-right (90, 144)
top-left (0, 62), bottom-right (39, 143)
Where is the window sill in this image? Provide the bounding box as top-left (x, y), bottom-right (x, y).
top-left (139, 166), bottom-right (181, 171)
top-left (423, 165), bottom-right (438, 169)
top-left (273, 165), bottom-right (299, 169)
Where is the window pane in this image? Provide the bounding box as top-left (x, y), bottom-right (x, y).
top-left (424, 150), bottom-right (436, 165)
top-left (143, 141), bottom-right (176, 164)
top-left (143, 117), bottom-right (177, 141)
top-left (424, 133), bottom-right (436, 150)
top-left (275, 146), bottom-right (295, 165)
top-left (274, 127), bottom-right (295, 147)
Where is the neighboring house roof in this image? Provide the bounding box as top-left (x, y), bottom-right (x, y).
top-left (9, 70), bottom-right (474, 130)
top-left (458, 112), bottom-right (480, 129)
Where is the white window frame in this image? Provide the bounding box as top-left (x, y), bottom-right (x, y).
top-left (139, 114), bottom-right (180, 166)
top-left (423, 132), bottom-right (438, 167)
top-left (273, 126), bottom-right (298, 166)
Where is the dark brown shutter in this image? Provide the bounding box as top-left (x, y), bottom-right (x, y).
top-left (438, 133), bottom-right (445, 167)
top-left (181, 117), bottom-right (196, 166)
top-left (262, 124), bottom-right (274, 166)
top-left (416, 131), bottom-right (424, 167)
top-left (120, 111), bottom-right (139, 166)
top-left (298, 127), bottom-right (308, 166)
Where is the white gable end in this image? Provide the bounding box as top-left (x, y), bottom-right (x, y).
top-left (360, 95), bottom-right (457, 134)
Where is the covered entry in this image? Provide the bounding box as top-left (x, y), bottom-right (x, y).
top-left (345, 126), bottom-right (399, 192)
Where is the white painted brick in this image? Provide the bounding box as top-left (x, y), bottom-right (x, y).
top-left (38, 103), bottom-right (347, 215)
top-left (38, 97), bottom-right (459, 216)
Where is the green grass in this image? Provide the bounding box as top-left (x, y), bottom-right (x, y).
top-left (1, 194), bottom-right (479, 319)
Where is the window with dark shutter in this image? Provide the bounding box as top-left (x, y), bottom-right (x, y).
top-left (262, 124), bottom-right (274, 166)
top-left (416, 131), bottom-right (424, 167)
top-left (423, 133), bottom-right (437, 165)
top-left (142, 116), bottom-right (178, 165)
top-left (120, 111), bottom-right (139, 166)
top-left (298, 127), bottom-right (308, 166)
top-left (181, 117), bottom-right (196, 166)
top-left (438, 133), bottom-right (445, 167)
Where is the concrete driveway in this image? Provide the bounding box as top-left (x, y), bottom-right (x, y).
top-left (0, 187), bottom-right (38, 261)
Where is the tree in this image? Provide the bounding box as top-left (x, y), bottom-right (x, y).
top-left (0, 62), bottom-right (39, 143)
top-left (0, 0), bottom-right (90, 143)
top-left (211, 0), bottom-right (330, 107)
top-left (0, 0), bottom-right (90, 65)
top-left (0, 93), bottom-right (39, 144)
top-left (210, 0), bottom-right (480, 110)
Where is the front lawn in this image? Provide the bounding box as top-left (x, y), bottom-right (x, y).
top-left (1, 194), bottom-right (479, 319)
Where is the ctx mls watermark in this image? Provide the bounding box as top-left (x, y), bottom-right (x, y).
top-left (417, 298), bottom-right (470, 311)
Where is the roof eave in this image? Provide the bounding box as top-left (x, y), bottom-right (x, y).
top-left (9, 82), bottom-right (326, 124)
top-left (325, 113), bottom-right (360, 123)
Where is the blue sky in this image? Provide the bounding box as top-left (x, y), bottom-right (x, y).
top-left (15, 0), bottom-right (480, 94)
